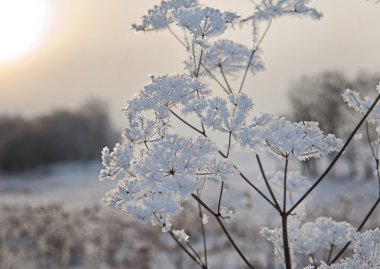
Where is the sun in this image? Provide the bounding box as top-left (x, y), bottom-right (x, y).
top-left (0, 0), bottom-right (52, 64)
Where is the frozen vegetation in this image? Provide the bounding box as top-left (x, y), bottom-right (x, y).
top-left (1, 1), bottom-right (380, 268)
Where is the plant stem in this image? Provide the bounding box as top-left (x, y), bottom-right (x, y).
top-left (238, 19), bottom-right (272, 94)
top-left (218, 181), bottom-right (224, 214)
top-left (235, 165), bottom-right (281, 212)
top-left (256, 154), bottom-right (281, 211)
top-left (167, 25), bottom-right (189, 49)
top-left (192, 194), bottom-right (256, 269)
top-left (200, 63), bottom-right (231, 95)
top-left (168, 230), bottom-right (208, 269)
top-left (288, 93), bottom-right (380, 215)
top-left (197, 201), bottom-right (208, 268)
top-left (219, 64), bottom-right (233, 94)
top-left (170, 109), bottom-right (206, 137)
top-left (282, 158), bottom-right (292, 269)
top-left (326, 244), bottom-right (335, 264)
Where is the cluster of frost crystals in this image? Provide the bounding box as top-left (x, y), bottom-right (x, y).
top-left (295, 217), bottom-right (353, 255)
top-left (101, 135), bottom-right (236, 227)
top-left (247, 0), bottom-right (322, 21)
top-left (343, 84), bottom-right (380, 124)
top-left (127, 74), bottom-right (210, 118)
top-left (176, 7), bottom-right (239, 39)
top-left (237, 112), bottom-right (275, 151)
top-left (305, 228), bottom-right (380, 269)
top-left (198, 93), bottom-right (254, 135)
top-left (260, 118), bottom-right (342, 160)
top-left (132, 0), bottom-right (198, 32)
top-left (173, 229), bottom-right (190, 242)
top-left (99, 143), bottom-right (133, 181)
top-left (197, 39), bottom-right (264, 77)
top-left (262, 216), bottom-right (353, 265)
top-left (219, 206), bottom-right (235, 223)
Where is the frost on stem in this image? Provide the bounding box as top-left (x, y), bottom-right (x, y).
top-left (246, 0), bottom-right (322, 22)
top-left (305, 228), bottom-right (380, 269)
top-left (132, 0), bottom-right (198, 32)
top-left (219, 206), bottom-right (235, 223)
top-left (173, 229), bottom-right (190, 242)
top-left (343, 83), bottom-right (380, 124)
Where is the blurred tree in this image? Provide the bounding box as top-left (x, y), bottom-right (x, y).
top-left (0, 99), bottom-right (117, 173)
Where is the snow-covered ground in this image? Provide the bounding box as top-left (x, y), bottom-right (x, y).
top-left (0, 161), bottom-right (114, 207)
top-left (0, 151), bottom-right (377, 216)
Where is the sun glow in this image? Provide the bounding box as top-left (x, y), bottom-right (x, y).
top-left (0, 0), bottom-right (52, 64)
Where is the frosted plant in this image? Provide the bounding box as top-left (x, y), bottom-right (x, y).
top-left (343, 84), bottom-right (380, 124)
top-left (262, 215), bottom-right (353, 265)
top-left (100, 1), bottom-right (380, 269)
top-left (176, 7), bottom-right (239, 39)
top-left (259, 118), bottom-right (343, 160)
top-left (304, 229), bottom-right (380, 269)
top-left (192, 39), bottom-right (265, 78)
top-left (132, 0), bottom-right (198, 32)
top-left (246, 0), bottom-right (322, 22)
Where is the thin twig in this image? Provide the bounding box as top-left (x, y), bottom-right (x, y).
top-left (218, 181), bottom-right (225, 214)
top-left (168, 231), bottom-right (207, 269)
top-left (154, 213), bottom-right (207, 268)
top-left (219, 64), bottom-right (233, 94)
top-left (238, 19), bottom-right (272, 94)
top-left (200, 63), bottom-right (231, 95)
top-left (288, 93), bottom-right (380, 215)
top-left (256, 154), bottom-right (281, 211)
top-left (197, 200), bottom-right (208, 267)
top-left (167, 25), bottom-right (189, 49)
top-left (191, 194), bottom-right (256, 269)
top-left (196, 49), bottom-right (204, 77)
top-left (326, 244), bottom-right (335, 265)
top-left (366, 121), bottom-right (380, 196)
top-left (170, 109), bottom-right (206, 137)
top-left (235, 165), bottom-right (280, 212)
top-left (226, 131), bottom-right (233, 158)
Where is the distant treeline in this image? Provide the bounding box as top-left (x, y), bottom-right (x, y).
top-left (0, 100), bottom-right (117, 173)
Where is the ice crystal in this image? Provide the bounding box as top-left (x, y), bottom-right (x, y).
top-left (132, 0), bottom-right (198, 32)
top-left (260, 118), bottom-right (342, 160)
top-left (343, 87), bottom-right (380, 124)
top-left (247, 0), bottom-right (322, 22)
top-left (173, 229), bottom-right (190, 241)
top-left (176, 7), bottom-right (239, 39)
top-left (219, 206), bottom-right (235, 223)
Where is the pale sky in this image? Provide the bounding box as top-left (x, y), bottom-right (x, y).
top-left (0, 0), bottom-right (379, 129)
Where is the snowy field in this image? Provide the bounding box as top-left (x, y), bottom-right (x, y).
top-left (0, 152), bottom-right (378, 269)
